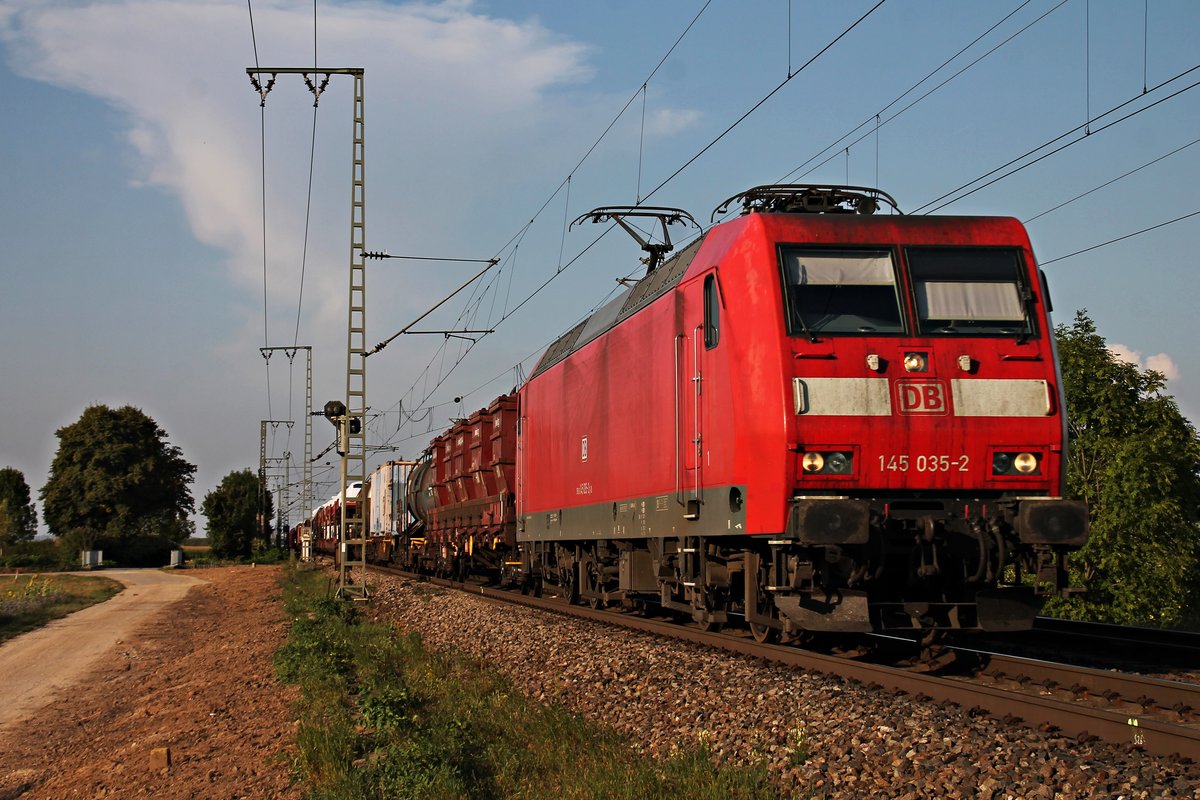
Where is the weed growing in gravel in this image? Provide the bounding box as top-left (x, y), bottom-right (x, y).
top-left (784, 724), bottom-right (810, 767)
top-left (276, 565), bottom-right (777, 800)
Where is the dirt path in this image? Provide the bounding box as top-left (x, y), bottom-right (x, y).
top-left (0, 569), bottom-right (205, 731)
top-left (0, 565), bottom-right (301, 799)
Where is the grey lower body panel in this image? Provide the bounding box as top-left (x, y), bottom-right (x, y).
top-left (519, 485), bottom-right (748, 542)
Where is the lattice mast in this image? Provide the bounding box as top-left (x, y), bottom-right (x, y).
top-left (340, 70), bottom-right (368, 598)
top-left (259, 420), bottom-right (292, 545)
top-left (260, 346), bottom-right (314, 547)
top-left (248, 68), bottom-right (368, 598)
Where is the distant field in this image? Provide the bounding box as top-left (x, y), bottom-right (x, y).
top-left (0, 574), bottom-right (122, 643)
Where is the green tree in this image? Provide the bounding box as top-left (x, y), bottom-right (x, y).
top-left (1053, 311), bottom-right (1200, 627)
top-left (0, 467), bottom-right (38, 542)
top-left (40, 405), bottom-right (196, 539)
top-left (0, 500), bottom-right (16, 557)
top-left (202, 469), bottom-right (273, 559)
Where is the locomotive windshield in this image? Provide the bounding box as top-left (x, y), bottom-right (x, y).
top-left (779, 248), bottom-right (905, 336)
top-left (906, 247), bottom-right (1034, 337)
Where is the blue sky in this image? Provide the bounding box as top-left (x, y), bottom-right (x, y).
top-left (1, 0), bottom-right (1197, 533)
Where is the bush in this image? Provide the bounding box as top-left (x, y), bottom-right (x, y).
top-left (54, 527), bottom-right (101, 570)
top-left (0, 539), bottom-right (59, 570)
top-left (52, 531), bottom-right (180, 569)
top-left (101, 534), bottom-right (180, 568)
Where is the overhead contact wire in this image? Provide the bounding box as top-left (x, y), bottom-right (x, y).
top-left (381, 1), bottom-right (718, 441)
top-left (293, 108), bottom-right (319, 347)
top-left (293, 0), bottom-right (320, 346)
top-left (915, 67), bottom-right (1200, 214)
top-left (776, 0), bottom-right (1046, 187)
top-left (1023, 134), bottom-right (1200, 224)
top-left (247, 0), bottom-right (273, 416)
top-left (387, 1), bottom-right (884, 449)
top-left (1041, 210), bottom-right (1200, 266)
top-left (641, 0), bottom-right (888, 203)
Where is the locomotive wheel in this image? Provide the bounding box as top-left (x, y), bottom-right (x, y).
top-left (691, 587), bottom-right (725, 632)
top-left (559, 566), bottom-right (579, 605)
top-left (584, 560), bottom-right (607, 609)
top-left (749, 619), bottom-right (778, 644)
top-left (748, 572), bottom-right (780, 644)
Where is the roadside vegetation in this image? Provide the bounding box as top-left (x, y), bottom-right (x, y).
top-left (1053, 312), bottom-right (1200, 628)
top-left (202, 469), bottom-right (276, 560)
top-left (275, 566), bottom-right (776, 800)
top-left (0, 573), bottom-right (122, 644)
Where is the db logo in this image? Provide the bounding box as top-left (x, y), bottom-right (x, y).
top-left (896, 381), bottom-right (948, 415)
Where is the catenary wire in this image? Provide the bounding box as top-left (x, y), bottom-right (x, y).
top-left (914, 67), bottom-right (1200, 214)
top-left (379, 3), bottom-right (891, 450)
top-left (1040, 210), bottom-right (1200, 266)
top-left (1023, 134), bottom-right (1200, 224)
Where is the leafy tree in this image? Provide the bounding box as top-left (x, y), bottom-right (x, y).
top-left (0, 500), bottom-right (16, 557)
top-left (40, 405), bottom-right (196, 540)
top-left (1052, 311), bottom-right (1200, 627)
top-left (0, 467), bottom-right (38, 541)
top-left (202, 469), bottom-right (273, 559)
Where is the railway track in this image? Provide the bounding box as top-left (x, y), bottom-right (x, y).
top-left (988, 617), bottom-right (1200, 674)
top-left (369, 564), bottom-right (1200, 761)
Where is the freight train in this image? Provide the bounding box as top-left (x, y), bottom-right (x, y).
top-left (302, 184), bottom-right (1088, 644)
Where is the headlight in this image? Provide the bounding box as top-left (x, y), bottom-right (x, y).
top-left (826, 452), bottom-right (850, 474)
top-left (903, 352), bottom-right (928, 372)
top-left (1013, 452), bottom-right (1039, 473)
top-left (800, 451), bottom-right (853, 475)
top-left (992, 450), bottom-right (1041, 476)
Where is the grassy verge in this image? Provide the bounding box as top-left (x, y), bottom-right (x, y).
top-left (276, 566), bottom-right (777, 800)
top-left (0, 573), bottom-right (123, 644)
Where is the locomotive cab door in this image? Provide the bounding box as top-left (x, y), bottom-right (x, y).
top-left (677, 270), bottom-right (719, 519)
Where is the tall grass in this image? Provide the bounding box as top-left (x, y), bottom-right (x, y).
top-left (0, 574), bottom-right (122, 643)
top-left (275, 566), bottom-right (777, 800)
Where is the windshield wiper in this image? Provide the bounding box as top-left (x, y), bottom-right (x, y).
top-left (797, 313), bottom-right (820, 343)
top-left (1016, 283), bottom-right (1035, 344)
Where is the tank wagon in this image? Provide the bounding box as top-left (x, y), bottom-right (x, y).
top-left (358, 185), bottom-right (1089, 641)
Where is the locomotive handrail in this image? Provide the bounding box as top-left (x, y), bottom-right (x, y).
top-left (711, 184), bottom-right (902, 220)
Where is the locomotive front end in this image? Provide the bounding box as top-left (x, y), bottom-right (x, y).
top-left (759, 192), bottom-right (1087, 635)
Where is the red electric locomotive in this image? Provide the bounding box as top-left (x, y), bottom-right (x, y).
top-left (508, 184), bottom-right (1086, 641)
top-left (392, 185), bottom-right (1086, 642)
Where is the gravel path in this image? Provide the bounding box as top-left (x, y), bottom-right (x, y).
top-left (367, 571), bottom-right (1200, 800)
top-left (0, 569), bottom-right (204, 731)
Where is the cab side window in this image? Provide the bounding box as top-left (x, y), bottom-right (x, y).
top-left (704, 274), bottom-right (719, 349)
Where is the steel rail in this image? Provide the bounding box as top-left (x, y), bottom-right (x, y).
top-left (1032, 616), bottom-right (1200, 657)
top-left (370, 565), bottom-right (1200, 761)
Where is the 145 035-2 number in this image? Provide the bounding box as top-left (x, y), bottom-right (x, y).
top-left (878, 454), bottom-right (969, 473)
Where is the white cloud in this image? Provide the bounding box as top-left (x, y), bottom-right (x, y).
top-left (0, 0), bottom-right (619, 504)
top-left (1108, 343), bottom-right (1180, 381)
top-left (1146, 353), bottom-right (1181, 381)
top-left (0, 0), bottom-right (618, 419)
top-left (647, 107), bottom-right (702, 137)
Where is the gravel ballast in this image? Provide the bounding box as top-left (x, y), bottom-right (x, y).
top-left (366, 571), bottom-right (1200, 799)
